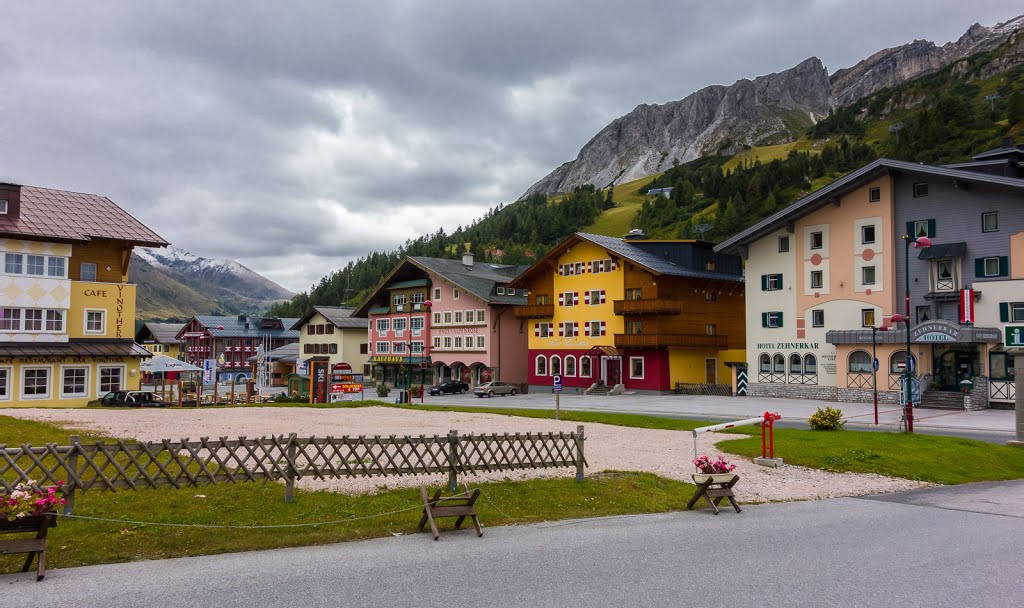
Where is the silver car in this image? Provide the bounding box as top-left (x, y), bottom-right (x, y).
top-left (473, 381), bottom-right (518, 397)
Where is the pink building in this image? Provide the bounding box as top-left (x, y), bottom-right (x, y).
top-left (354, 253), bottom-right (530, 389)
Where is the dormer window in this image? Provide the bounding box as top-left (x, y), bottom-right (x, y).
top-left (496, 287), bottom-right (505, 295)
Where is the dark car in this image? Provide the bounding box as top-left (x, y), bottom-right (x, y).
top-left (428, 380), bottom-right (470, 395)
top-left (88, 391), bottom-right (172, 408)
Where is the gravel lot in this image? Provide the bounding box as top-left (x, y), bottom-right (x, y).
top-left (3, 407), bottom-right (927, 501)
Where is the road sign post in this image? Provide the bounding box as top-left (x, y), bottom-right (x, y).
top-left (553, 375), bottom-right (562, 421)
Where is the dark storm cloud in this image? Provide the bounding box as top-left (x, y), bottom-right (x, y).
top-left (2, 1), bottom-right (1021, 290)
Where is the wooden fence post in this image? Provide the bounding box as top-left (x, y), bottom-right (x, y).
top-left (285, 433), bottom-right (297, 503)
top-left (575, 425), bottom-right (585, 482)
top-left (447, 429), bottom-right (459, 492)
top-left (177, 380), bottom-right (183, 407)
top-left (64, 436), bottom-right (80, 514)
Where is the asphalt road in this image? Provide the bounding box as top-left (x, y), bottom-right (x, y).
top-left (5, 481), bottom-right (1022, 607)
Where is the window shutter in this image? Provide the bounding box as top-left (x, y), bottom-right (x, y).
top-left (778, 312), bottom-right (784, 327)
top-left (905, 221), bottom-right (914, 238)
top-left (534, 324), bottom-right (540, 337)
top-left (999, 256), bottom-right (1009, 277)
top-left (761, 275), bottom-right (768, 291)
top-left (600, 321), bottom-right (606, 335)
top-left (1000, 303), bottom-right (1010, 322)
top-left (975, 258), bottom-right (986, 277)
top-left (573, 322), bottom-right (578, 336)
top-left (927, 219), bottom-right (936, 237)
top-left (761, 313), bottom-right (768, 328)
top-left (558, 293), bottom-right (565, 306)
top-left (584, 323), bottom-right (590, 336)
top-left (573, 292), bottom-right (579, 305)
top-left (557, 265), bottom-right (563, 276)
top-left (584, 292), bottom-right (591, 305)
top-left (559, 324), bottom-right (565, 337)
top-left (600, 290), bottom-right (606, 304)
top-left (774, 273), bottom-right (783, 287)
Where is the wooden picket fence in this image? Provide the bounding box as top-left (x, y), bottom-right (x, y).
top-left (0, 427), bottom-right (586, 509)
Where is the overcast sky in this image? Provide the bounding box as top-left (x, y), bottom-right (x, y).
top-left (2, 1), bottom-right (1021, 292)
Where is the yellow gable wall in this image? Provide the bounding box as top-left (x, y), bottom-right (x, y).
top-left (69, 239), bottom-right (132, 283)
top-left (68, 282), bottom-right (137, 340)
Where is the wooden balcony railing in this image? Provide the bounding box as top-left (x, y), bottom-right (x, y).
top-left (513, 304), bottom-right (554, 319)
top-left (614, 333), bottom-right (729, 349)
top-left (613, 299), bottom-right (685, 315)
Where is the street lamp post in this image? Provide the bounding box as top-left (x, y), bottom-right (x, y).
top-left (871, 324), bottom-right (890, 425)
top-left (895, 233), bottom-right (933, 433)
top-left (400, 300), bottom-right (431, 404)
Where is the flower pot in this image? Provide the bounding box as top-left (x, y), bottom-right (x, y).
top-left (692, 473), bottom-right (738, 485)
top-left (0, 512), bottom-right (58, 533)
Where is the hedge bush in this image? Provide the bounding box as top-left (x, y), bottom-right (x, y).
top-left (808, 406), bottom-right (845, 431)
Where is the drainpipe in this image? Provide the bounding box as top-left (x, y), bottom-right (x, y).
top-left (493, 307), bottom-right (507, 382)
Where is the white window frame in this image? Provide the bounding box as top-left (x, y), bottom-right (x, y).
top-left (60, 365), bottom-right (89, 399)
top-left (868, 187), bottom-right (881, 203)
top-left (432, 336), bottom-right (441, 349)
top-left (393, 342), bottom-right (406, 354)
top-left (47, 257), bottom-right (67, 278)
top-left (766, 274), bottom-right (782, 291)
top-left (476, 309), bottom-right (485, 324)
top-left (454, 311), bottom-right (463, 324)
top-left (629, 356), bottom-right (645, 380)
top-left (0, 307), bottom-right (21, 331)
top-left (21, 365), bottom-right (53, 400)
top-left (443, 336), bottom-right (452, 349)
top-left (861, 225), bottom-right (876, 245)
top-left (411, 292), bottom-right (425, 304)
top-left (810, 271), bottom-right (823, 289)
top-left (475, 336), bottom-right (484, 349)
top-left (861, 309), bottom-right (876, 328)
top-left (862, 266), bottom-right (876, 286)
top-left (579, 356), bottom-right (591, 378)
top-left (535, 355), bottom-right (547, 376)
top-left (496, 287), bottom-right (505, 295)
top-left (44, 309), bottom-right (64, 332)
top-left (376, 318), bottom-right (390, 334)
top-left (811, 309), bottom-right (825, 328)
top-left (453, 288), bottom-right (460, 300)
top-left (98, 365), bottom-right (125, 394)
top-left (392, 317), bottom-right (407, 336)
top-left (588, 290), bottom-right (602, 305)
top-left (84, 308), bottom-right (106, 335)
top-left (454, 336), bottom-right (463, 349)
top-left (443, 311), bottom-right (453, 324)
top-left (564, 355), bottom-right (576, 377)
top-left (393, 294), bottom-right (407, 307)
top-left (0, 366), bottom-right (11, 401)
top-left (26, 254), bottom-right (45, 276)
top-left (550, 355), bottom-right (562, 376)
top-left (410, 316), bottom-right (424, 336)
top-left (983, 257), bottom-right (1000, 277)
top-left (778, 236), bottom-right (790, 253)
top-left (538, 323), bottom-right (552, 338)
top-left (376, 341), bottom-right (390, 354)
top-left (24, 309), bottom-right (43, 331)
top-left (4, 253), bottom-right (23, 275)
top-left (433, 288), bottom-right (442, 300)
top-left (411, 341), bottom-right (424, 354)
top-left (766, 312), bottom-right (782, 328)
top-left (80, 262), bottom-right (98, 282)
top-left (810, 232), bottom-right (823, 250)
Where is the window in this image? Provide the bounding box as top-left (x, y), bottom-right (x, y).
top-left (476, 310), bottom-right (485, 323)
top-left (24, 309), bottom-right (42, 331)
top-left (376, 341), bottom-right (390, 354)
top-left (535, 355), bottom-right (547, 376)
top-left (550, 356), bottom-right (562, 376)
top-left (43, 310), bottom-right (63, 332)
top-left (99, 367), bottom-right (123, 393)
top-left (561, 291), bottom-right (576, 307)
top-left (22, 367), bottom-right (50, 399)
top-left (705, 324), bottom-right (716, 336)
top-left (443, 336), bottom-right (452, 349)
top-left (889, 351), bottom-right (908, 374)
top-left (762, 312), bottom-right (783, 328)
top-left (47, 257), bottom-right (66, 278)
top-left (433, 288), bottom-right (442, 300)
top-left (913, 182), bottom-right (928, 198)
top-left (394, 342), bottom-right (407, 354)
top-left (411, 317), bottom-right (424, 334)
top-left (393, 318), bottom-right (407, 334)
top-left (804, 354), bottom-right (817, 375)
top-left (979, 256), bottom-right (1007, 278)
top-left (0, 200), bottom-right (6, 214)
top-left (306, 325), bottom-right (315, 335)
top-left (862, 266), bottom-right (876, 285)
top-left (433, 312), bottom-right (442, 325)
top-left (811, 309), bottom-right (824, 327)
top-left (1, 308), bottom-right (21, 330)
top-left (789, 354), bottom-right (802, 374)
top-left (376, 318), bottom-right (390, 333)
top-left (759, 354), bottom-right (771, 373)
top-left (4, 253), bottom-right (22, 274)
top-left (453, 288), bottom-right (460, 299)
top-left (861, 309), bottom-right (876, 327)
top-left (982, 212), bottom-right (998, 232)
top-left (629, 357), bottom-right (644, 379)
top-left (536, 295), bottom-right (548, 305)
top-left (411, 292), bottom-right (425, 304)
top-left (705, 292), bottom-right (717, 301)
top-left (432, 337), bottom-right (441, 349)
top-left (507, 289), bottom-right (516, 296)
top-left (393, 294), bottom-right (407, 307)
top-left (772, 354), bottom-right (785, 373)
top-left (476, 336), bottom-right (485, 349)
top-left (560, 321), bottom-right (577, 337)
top-left (810, 232), bottom-right (823, 249)
top-left (1011, 302), bottom-right (1024, 322)
top-left (496, 287), bottom-right (505, 295)
top-left (910, 219), bottom-right (934, 238)
top-left (935, 258), bottom-right (955, 291)
top-left (849, 351), bottom-right (871, 373)
top-left (762, 274), bottom-right (782, 291)
top-left (916, 306), bottom-right (931, 323)
top-left (443, 311), bottom-right (452, 324)
top-left (626, 320), bottom-right (643, 334)
top-left (61, 367), bottom-right (88, 398)
top-left (588, 290), bottom-right (602, 305)
top-left (565, 356), bottom-right (576, 377)
top-left (989, 352), bottom-right (1016, 381)
top-left (861, 225), bottom-right (875, 245)
top-left (778, 236), bottom-right (790, 252)
top-left (26, 255), bottom-right (45, 275)
top-left (80, 263), bottom-right (97, 282)
top-left (536, 323), bottom-right (552, 338)
top-left (626, 288), bottom-right (642, 300)
top-left (580, 357), bottom-right (591, 377)
top-left (868, 187), bottom-right (881, 202)
top-left (705, 260), bottom-right (717, 271)
top-left (810, 271), bottom-right (823, 289)
top-left (411, 342), bottom-right (424, 354)
top-left (454, 336), bottom-right (463, 349)
top-left (315, 324), bottom-right (325, 335)
top-left (0, 367), bottom-right (9, 400)
top-left (454, 311), bottom-right (463, 324)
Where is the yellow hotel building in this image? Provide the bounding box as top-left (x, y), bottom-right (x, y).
top-left (0, 182), bottom-right (168, 407)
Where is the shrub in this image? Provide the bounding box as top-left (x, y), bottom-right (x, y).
top-left (808, 406), bottom-right (846, 431)
top-left (375, 384), bottom-right (390, 398)
top-left (410, 385), bottom-right (423, 398)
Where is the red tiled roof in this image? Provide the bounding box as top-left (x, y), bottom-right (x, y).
top-left (0, 185), bottom-right (168, 246)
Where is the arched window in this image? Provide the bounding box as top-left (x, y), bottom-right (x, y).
top-left (890, 351), bottom-right (908, 374)
top-left (772, 354), bottom-right (785, 373)
top-left (550, 355), bottom-right (562, 376)
top-left (565, 356), bottom-right (577, 377)
top-left (789, 353), bottom-right (803, 374)
top-left (580, 356), bottom-right (591, 377)
top-left (535, 355), bottom-right (547, 376)
top-left (804, 354), bottom-right (817, 375)
top-left (849, 351), bottom-right (871, 373)
top-left (759, 353), bottom-right (771, 373)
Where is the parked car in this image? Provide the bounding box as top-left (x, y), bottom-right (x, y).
top-left (473, 381), bottom-right (518, 398)
top-left (88, 391), bottom-right (172, 408)
top-left (428, 380), bottom-right (470, 395)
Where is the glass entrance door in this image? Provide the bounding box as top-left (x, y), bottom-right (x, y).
top-left (934, 349), bottom-right (977, 391)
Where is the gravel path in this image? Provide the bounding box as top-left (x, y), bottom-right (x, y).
top-left (2, 407), bottom-right (927, 501)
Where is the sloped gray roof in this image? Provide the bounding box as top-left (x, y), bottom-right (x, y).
top-left (189, 315), bottom-right (300, 339)
top-left (136, 322), bottom-right (185, 344)
top-left (575, 233), bottom-right (743, 282)
top-left (247, 342), bottom-right (300, 363)
top-left (409, 257), bottom-right (530, 305)
top-left (291, 306), bottom-right (367, 330)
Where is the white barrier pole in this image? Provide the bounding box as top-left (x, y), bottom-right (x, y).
top-left (691, 416), bottom-right (768, 464)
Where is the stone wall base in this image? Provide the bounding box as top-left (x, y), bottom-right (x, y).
top-left (746, 383), bottom-right (837, 401)
top-left (837, 388), bottom-right (901, 404)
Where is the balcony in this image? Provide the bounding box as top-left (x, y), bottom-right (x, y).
top-left (513, 304), bottom-right (554, 319)
top-left (614, 333), bottom-right (729, 349)
top-left (613, 299), bottom-right (684, 315)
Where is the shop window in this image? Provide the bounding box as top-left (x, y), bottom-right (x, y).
top-left (772, 354), bottom-right (785, 373)
top-left (889, 351), bottom-right (908, 374)
top-left (580, 357), bottom-right (591, 377)
top-left (565, 356), bottom-right (576, 377)
top-left (759, 354), bottom-right (771, 373)
top-left (789, 354), bottom-right (802, 374)
top-left (535, 356), bottom-right (547, 376)
top-left (849, 351), bottom-right (871, 373)
top-left (550, 356), bottom-right (562, 376)
top-left (804, 354), bottom-right (817, 375)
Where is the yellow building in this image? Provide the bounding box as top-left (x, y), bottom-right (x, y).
top-left (134, 322), bottom-right (184, 360)
top-left (0, 182), bottom-right (167, 407)
top-left (509, 231), bottom-right (746, 394)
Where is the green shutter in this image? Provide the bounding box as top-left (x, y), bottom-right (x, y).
top-left (999, 256), bottom-right (1009, 277)
top-left (761, 313), bottom-right (768, 328)
top-left (1000, 303), bottom-right (1010, 322)
top-left (761, 275), bottom-right (768, 291)
top-left (905, 221), bottom-right (914, 238)
top-left (777, 312), bottom-right (783, 327)
top-left (774, 273), bottom-right (783, 287)
top-left (975, 258), bottom-right (986, 277)
top-left (927, 219), bottom-right (936, 237)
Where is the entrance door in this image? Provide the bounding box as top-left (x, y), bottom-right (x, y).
top-left (705, 358), bottom-right (717, 384)
top-left (935, 350), bottom-right (977, 391)
top-left (605, 358), bottom-right (621, 386)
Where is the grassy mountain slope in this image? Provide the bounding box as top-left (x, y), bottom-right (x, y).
top-left (584, 174), bottom-right (660, 237)
top-left (130, 255), bottom-right (227, 321)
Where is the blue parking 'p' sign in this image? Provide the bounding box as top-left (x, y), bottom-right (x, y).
top-left (552, 375), bottom-right (562, 392)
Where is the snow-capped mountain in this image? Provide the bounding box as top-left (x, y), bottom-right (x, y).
top-left (131, 247), bottom-right (294, 320)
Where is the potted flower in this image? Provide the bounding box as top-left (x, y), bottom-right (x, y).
top-left (692, 455), bottom-right (738, 485)
top-left (1, 481), bottom-right (65, 531)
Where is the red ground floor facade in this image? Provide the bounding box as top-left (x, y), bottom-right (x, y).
top-left (526, 348), bottom-right (671, 393)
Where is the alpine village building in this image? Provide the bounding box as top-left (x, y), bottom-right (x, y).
top-left (507, 231), bottom-right (746, 394)
top-left (354, 253), bottom-right (529, 390)
top-left (290, 306), bottom-right (370, 401)
top-left (0, 182), bottom-right (168, 406)
top-left (134, 322), bottom-right (184, 359)
top-left (715, 144), bottom-right (1024, 409)
top-left (177, 315), bottom-right (299, 383)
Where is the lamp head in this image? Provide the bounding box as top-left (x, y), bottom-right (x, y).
top-left (913, 236), bottom-right (933, 248)
top-left (890, 313), bottom-right (907, 323)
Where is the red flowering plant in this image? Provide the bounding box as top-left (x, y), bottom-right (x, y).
top-left (1, 481), bottom-right (65, 521)
top-left (692, 455), bottom-right (737, 475)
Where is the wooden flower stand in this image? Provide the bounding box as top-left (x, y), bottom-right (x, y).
top-left (0, 512), bottom-right (58, 581)
top-left (418, 484), bottom-right (483, 540)
top-left (686, 473), bottom-right (742, 515)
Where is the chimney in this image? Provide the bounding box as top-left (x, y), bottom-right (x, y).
top-left (0, 183), bottom-right (22, 220)
top-left (623, 229), bottom-right (647, 241)
top-left (462, 251), bottom-right (474, 268)
top-left (238, 314), bottom-right (247, 322)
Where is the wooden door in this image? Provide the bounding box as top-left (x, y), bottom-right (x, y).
top-left (705, 358), bottom-right (717, 384)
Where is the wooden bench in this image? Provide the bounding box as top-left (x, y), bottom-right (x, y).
top-left (418, 485), bottom-right (483, 540)
top-left (686, 473), bottom-right (742, 515)
top-left (0, 512), bottom-right (58, 581)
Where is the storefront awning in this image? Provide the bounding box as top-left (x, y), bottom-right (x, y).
top-left (918, 242), bottom-right (966, 260)
top-left (369, 355), bottom-right (430, 364)
top-left (827, 320), bottom-right (1002, 345)
top-left (581, 345), bottom-right (621, 357)
top-left (0, 339), bottom-right (153, 358)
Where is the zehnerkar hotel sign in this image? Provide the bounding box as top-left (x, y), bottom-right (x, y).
top-left (755, 343), bottom-right (820, 350)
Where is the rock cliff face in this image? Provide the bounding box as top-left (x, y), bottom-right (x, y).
top-left (524, 15), bottom-right (1024, 197)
